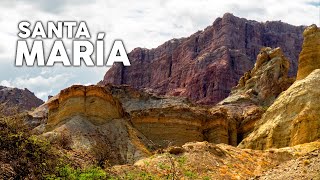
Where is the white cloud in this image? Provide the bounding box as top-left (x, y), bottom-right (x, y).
top-left (0, 80), bottom-right (13, 87)
top-left (0, 73), bottom-right (73, 100)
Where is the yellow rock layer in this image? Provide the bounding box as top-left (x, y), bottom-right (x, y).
top-left (239, 69), bottom-right (320, 149)
top-left (296, 25), bottom-right (320, 80)
top-left (47, 85), bottom-right (124, 130)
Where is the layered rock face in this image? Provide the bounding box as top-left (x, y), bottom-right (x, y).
top-left (101, 13), bottom-right (304, 105)
top-left (209, 47), bottom-right (294, 142)
top-left (239, 69), bottom-right (320, 149)
top-left (296, 25), bottom-right (320, 80)
top-left (0, 86), bottom-right (43, 116)
top-left (47, 85), bottom-right (124, 130)
top-left (37, 45), bottom-right (295, 157)
top-left (104, 84), bottom-right (229, 147)
top-left (239, 26), bottom-right (320, 149)
top-left (222, 47), bottom-right (293, 106)
top-left (101, 47), bottom-right (293, 147)
top-left (43, 85), bottom-right (151, 165)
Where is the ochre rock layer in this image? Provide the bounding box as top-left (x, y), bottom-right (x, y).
top-left (296, 25), bottom-right (320, 80)
top-left (47, 85), bottom-right (125, 130)
top-left (239, 69), bottom-right (320, 149)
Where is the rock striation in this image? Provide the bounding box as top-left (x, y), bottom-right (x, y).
top-left (103, 84), bottom-right (220, 147)
top-left (46, 85), bottom-right (125, 130)
top-left (239, 25), bottom-right (320, 149)
top-left (99, 47), bottom-right (294, 148)
top-left (101, 13), bottom-right (304, 105)
top-left (43, 85), bottom-right (151, 165)
top-left (97, 84), bottom-right (237, 146)
top-left (296, 24), bottom-right (320, 80)
top-left (221, 47), bottom-right (293, 107)
top-left (34, 45), bottom-right (295, 156)
top-left (0, 86), bottom-right (43, 116)
top-left (208, 47), bottom-right (294, 143)
top-left (239, 69), bottom-right (320, 149)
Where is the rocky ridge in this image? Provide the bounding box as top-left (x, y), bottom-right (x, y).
top-left (0, 86), bottom-right (43, 116)
top-left (101, 13), bottom-right (304, 105)
top-left (6, 22), bottom-right (319, 179)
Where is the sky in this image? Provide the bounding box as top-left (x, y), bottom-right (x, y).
top-left (0, 0), bottom-right (319, 101)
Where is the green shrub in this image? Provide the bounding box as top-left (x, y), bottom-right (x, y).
top-left (177, 156), bottom-right (187, 166)
top-left (184, 170), bottom-right (197, 179)
top-left (0, 116), bottom-right (60, 179)
top-left (122, 171), bottom-right (156, 180)
top-left (48, 165), bottom-right (107, 180)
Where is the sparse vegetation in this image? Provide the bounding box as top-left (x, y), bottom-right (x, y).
top-left (118, 171), bottom-right (156, 180)
top-left (158, 162), bottom-right (170, 170)
top-left (0, 114), bottom-right (108, 179)
top-left (90, 139), bottom-right (112, 168)
top-left (47, 165), bottom-right (107, 180)
top-left (177, 156), bottom-right (187, 166)
top-left (184, 170), bottom-right (197, 179)
top-left (0, 114), bottom-right (61, 179)
top-left (53, 131), bottom-right (73, 150)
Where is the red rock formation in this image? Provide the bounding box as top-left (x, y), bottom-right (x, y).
top-left (101, 13), bottom-right (304, 105)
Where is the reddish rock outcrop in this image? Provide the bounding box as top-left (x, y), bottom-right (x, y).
top-left (101, 13), bottom-right (304, 105)
top-left (0, 86), bottom-right (44, 116)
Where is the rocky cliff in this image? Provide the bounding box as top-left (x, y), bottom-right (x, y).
top-left (102, 47), bottom-right (293, 148)
top-left (103, 84), bottom-right (230, 147)
top-left (239, 25), bottom-right (320, 149)
top-left (101, 13), bottom-right (304, 105)
top-left (46, 85), bottom-right (125, 130)
top-left (42, 85), bottom-right (151, 165)
top-left (207, 47), bottom-right (294, 143)
top-left (0, 86), bottom-right (43, 116)
top-left (223, 47), bottom-right (294, 106)
top-left (31, 46), bottom-right (297, 162)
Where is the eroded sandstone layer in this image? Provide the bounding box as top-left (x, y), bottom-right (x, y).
top-left (101, 13), bottom-right (304, 105)
top-left (239, 69), bottom-right (320, 149)
top-left (209, 47), bottom-right (294, 142)
top-left (296, 25), bottom-right (320, 80)
top-left (103, 84), bottom-right (225, 147)
top-left (239, 26), bottom-right (320, 149)
top-left (47, 85), bottom-right (125, 129)
top-left (44, 85), bottom-right (151, 165)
